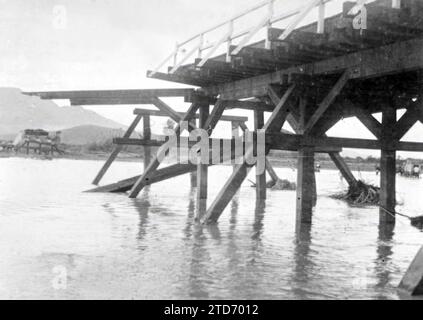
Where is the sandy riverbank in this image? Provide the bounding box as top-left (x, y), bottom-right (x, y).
top-left (0, 150), bottom-right (379, 172)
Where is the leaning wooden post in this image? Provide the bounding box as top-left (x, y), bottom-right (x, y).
top-left (329, 153), bottom-right (357, 187)
top-left (197, 105), bottom-right (210, 215)
top-left (92, 114), bottom-right (143, 185)
top-left (254, 110), bottom-right (266, 200)
top-left (202, 85), bottom-right (296, 224)
top-left (143, 115), bottom-right (152, 171)
top-left (380, 104), bottom-right (397, 224)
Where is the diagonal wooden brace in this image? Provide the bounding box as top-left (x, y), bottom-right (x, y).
top-left (353, 105), bottom-right (382, 140)
top-left (150, 96), bottom-right (197, 131)
top-left (395, 103), bottom-right (422, 140)
top-left (92, 114), bottom-right (143, 185)
top-left (129, 103), bottom-right (200, 198)
top-left (303, 70), bottom-right (350, 135)
top-left (270, 88), bottom-right (357, 187)
top-left (202, 85), bottom-right (296, 224)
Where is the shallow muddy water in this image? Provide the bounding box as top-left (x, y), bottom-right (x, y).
top-left (0, 158), bottom-right (422, 299)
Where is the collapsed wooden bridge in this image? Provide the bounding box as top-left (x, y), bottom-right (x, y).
top-left (25, 0), bottom-right (423, 226)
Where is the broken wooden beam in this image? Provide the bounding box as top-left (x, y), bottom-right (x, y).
top-left (24, 88), bottom-right (196, 100)
top-left (87, 164), bottom-right (198, 193)
top-left (133, 108), bottom-right (249, 123)
top-left (267, 132), bottom-right (423, 152)
top-left (128, 103), bottom-right (200, 198)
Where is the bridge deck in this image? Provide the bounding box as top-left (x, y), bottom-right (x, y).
top-left (147, 0), bottom-right (423, 113)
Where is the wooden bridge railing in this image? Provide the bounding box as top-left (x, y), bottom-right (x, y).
top-left (149, 0), bottom-right (402, 77)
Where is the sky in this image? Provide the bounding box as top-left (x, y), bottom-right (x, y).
top-left (1, 0), bottom-right (423, 158)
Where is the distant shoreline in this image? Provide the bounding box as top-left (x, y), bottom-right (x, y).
top-left (0, 150), bottom-right (380, 172)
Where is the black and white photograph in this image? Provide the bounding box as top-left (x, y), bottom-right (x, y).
top-left (1, 0), bottom-right (423, 304)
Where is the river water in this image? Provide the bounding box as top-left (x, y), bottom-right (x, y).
top-left (0, 157), bottom-right (422, 300)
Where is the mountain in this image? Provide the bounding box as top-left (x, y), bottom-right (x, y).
top-left (61, 125), bottom-right (135, 145)
top-left (0, 87), bottom-right (125, 137)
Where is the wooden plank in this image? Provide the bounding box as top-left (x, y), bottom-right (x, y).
top-left (205, 38), bottom-right (423, 100)
top-left (129, 103), bottom-right (200, 198)
top-left (71, 97), bottom-right (153, 106)
top-left (87, 164), bottom-right (198, 193)
top-left (267, 132), bottom-right (423, 152)
top-left (114, 135), bottom-right (341, 153)
top-left (24, 88), bottom-right (195, 100)
top-left (146, 70), bottom-right (214, 87)
top-left (113, 138), bottom-right (163, 147)
top-left (92, 114), bottom-right (143, 185)
top-left (220, 100), bottom-right (274, 112)
top-left (88, 144), bottom-right (241, 194)
top-left (303, 70), bottom-right (350, 134)
top-left (113, 137), bottom-right (236, 148)
top-left (133, 108), bottom-right (249, 123)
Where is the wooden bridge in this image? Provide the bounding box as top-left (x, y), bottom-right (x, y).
top-left (24, 0), bottom-right (423, 226)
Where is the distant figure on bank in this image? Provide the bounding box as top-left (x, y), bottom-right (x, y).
top-left (413, 165), bottom-right (421, 179)
top-left (376, 165), bottom-right (380, 176)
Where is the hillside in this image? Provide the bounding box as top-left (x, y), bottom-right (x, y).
top-left (61, 125), bottom-right (138, 145)
top-left (0, 87), bottom-right (125, 137)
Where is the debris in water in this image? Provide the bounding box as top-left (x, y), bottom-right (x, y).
top-left (249, 179), bottom-right (296, 191)
top-left (331, 180), bottom-right (380, 205)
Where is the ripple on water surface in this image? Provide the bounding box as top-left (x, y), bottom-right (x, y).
top-left (0, 158), bottom-right (422, 299)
